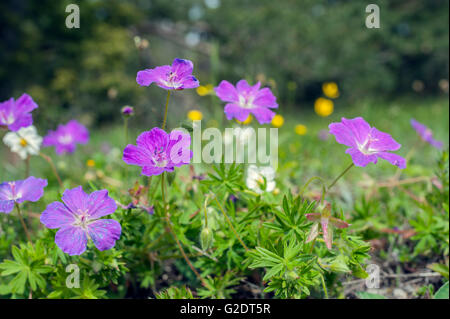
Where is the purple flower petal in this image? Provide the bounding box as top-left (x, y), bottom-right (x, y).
top-left (224, 103), bottom-right (251, 122)
top-left (330, 117), bottom-right (405, 169)
top-left (55, 226), bottom-right (88, 256)
top-left (136, 65), bottom-right (171, 87)
top-left (0, 94), bottom-right (38, 131)
top-left (123, 144), bottom-right (151, 167)
top-left (253, 88), bottom-right (278, 109)
top-left (251, 107), bottom-right (276, 124)
top-left (87, 219), bottom-right (121, 251)
top-left (123, 127), bottom-right (191, 176)
top-left (345, 148), bottom-right (378, 167)
top-left (61, 186), bottom-right (88, 215)
top-left (369, 128), bottom-right (401, 152)
top-left (136, 128), bottom-right (168, 152)
top-left (0, 177), bottom-right (47, 212)
top-left (15, 177), bottom-right (48, 203)
top-left (43, 120), bottom-right (89, 155)
top-left (141, 166), bottom-right (166, 176)
top-left (214, 80), bottom-right (239, 103)
top-left (136, 59), bottom-right (199, 90)
top-left (171, 58), bottom-right (193, 79)
top-left (40, 202), bottom-right (76, 229)
top-left (411, 118), bottom-right (443, 149)
top-left (0, 200), bottom-right (15, 214)
top-left (376, 152), bottom-right (407, 169)
top-left (86, 190), bottom-right (117, 219)
top-left (215, 79), bottom-right (278, 124)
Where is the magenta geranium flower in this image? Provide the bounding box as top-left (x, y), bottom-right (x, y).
top-left (329, 117), bottom-right (406, 169)
top-left (123, 127), bottom-right (192, 176)
top-left (0, 94), bottom-right (38, 131)
top-left (410, 119), bottom-right (443, 149)
top-left (40, 186), bottom-right (121, 256)
top-left (136, 58), bottom-right (199, 90)
top-left (0, 177), bottom-right (47, 214)
top-left (42, 120), bottom-right (89, 155)
top-left (214, 80), bottom-right (278, 124)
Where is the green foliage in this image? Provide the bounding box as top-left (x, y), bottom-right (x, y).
top-left (434, 281), bottom-right (449, 299)
top-left (155, 286), bottom-right (195, 299)
top-left (0, 241), bottom-right (52, 296)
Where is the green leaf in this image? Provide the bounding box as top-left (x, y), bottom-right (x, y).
top-left (434, 282), bottom-right (449, 299)
top-left (356, 292), bottom-right (386, 299)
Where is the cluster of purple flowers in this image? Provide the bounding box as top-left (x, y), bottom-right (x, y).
top-left (1, 56), bottom-right (446, 256)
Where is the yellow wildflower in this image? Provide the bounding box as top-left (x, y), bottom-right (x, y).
top-left (86, 159), bottom-right (96, 167)
top-left (314, 97), bottom-right (334, 117)
top-left (271, 114), bottom-right (284, 128)
top-left (187, 110), bottom-right (203, 121)
top-left (295, 124), bottom-right (308, 135)
top-left (322, 82), bottom-right (339, 99)
top-left (196, 84), bottom-right (214, 96)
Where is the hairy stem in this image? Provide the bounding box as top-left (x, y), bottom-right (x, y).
top-left (213, 196), bottom-right (249, 252)
top-left (162, 90), bottom-right (171, 131)
top-left (161, 172), bottom-right (208, 287)
top-left (15, 204), bottom-right (32, 244)
top-left (327, 163), bottom-right (354, 191)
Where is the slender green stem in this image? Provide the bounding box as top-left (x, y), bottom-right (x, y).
top-left (124, 118), bottom-right (129, 181)
top-left (161, 172), bottom-right (207, 287)
top-left (320, 274), bottom-right (329, 299)
top-left (327, 163), bottom-right (354, 191)
top-left (213, 196), bottom-right (249, 252)
top-left (15, 204), bottom-right (32, 243)
top-left (203, 197), bottom-right (209, 228)
top-left (162, 90), bottom-right (171, 131)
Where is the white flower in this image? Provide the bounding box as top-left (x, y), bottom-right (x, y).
top-left (246, 165), bottom-right (276, 194)
top-left (3, 126), bottom-right (42, 160)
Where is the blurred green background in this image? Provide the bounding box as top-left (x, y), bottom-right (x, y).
top-left (0, 0), bottom-right (448, 129)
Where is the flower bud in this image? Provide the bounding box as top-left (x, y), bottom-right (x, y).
top-left (121, 106), bottom-right (135, 117)
top-left (200, 227), bottom-right (214, 250)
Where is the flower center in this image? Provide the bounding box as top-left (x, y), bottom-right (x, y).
top-left (153, 148), bottom-right (168, 167)
top-left (74, 209), bottom-right (91, 229)
top-left (358, 136), bottom-right (379, 155)
top-left (19, 138), bottom-right (28, 147)
top-left (58, 134), bottom-right (73, 145)
top-left (238, 93), bottom-right (255, 109)
top-left (0, 110), bottom-right (15, 125)
top-left (8, 182), bottom-right (22, 201)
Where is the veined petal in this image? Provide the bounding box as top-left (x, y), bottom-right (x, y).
top-left (376, 152), bottom-right (406, 169)
top-left (369, 128), bottom-right (401, 151)
top-left (251, 107), bottom-right (276, 124)
top-left (224, 103), bottom-right (251, 122)
top-left (136, 65), bottom-right (171, 87)
top-left (122, 144), bottom-right (151, 166)
top-left (62, 186), bottom-right (89, 215)
top-left (40, 202), bottom-right (76, 229)
top-left (0, 200), bottom-right (15, 214)
top-left (15, 176), bottom-right (47, 203)
top-left (136, 128), bottom-right (169, 153)
top-left (171, 58), bottom-right (193, 78)
top-left (253, 88), bottom-right (278, 109)
top-left (86, 189), bottom-right (117, 219)
top-left (55, 226), bottom-right (88, 256)
top-left (215, 80), bottom-right (239, 103)
top-left (87, 219), bottom-right (121, 251)
top-left (345, 147), bottom-right (378, 167)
